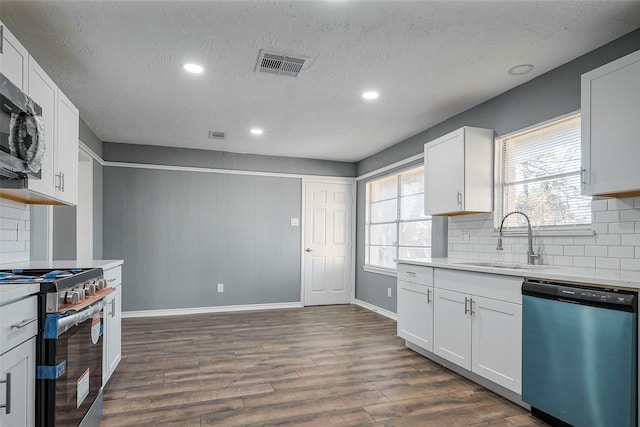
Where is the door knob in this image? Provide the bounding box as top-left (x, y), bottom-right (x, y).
top-left (306, 248), bottom-right (313, 252)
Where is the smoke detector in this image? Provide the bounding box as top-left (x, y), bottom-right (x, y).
top-left (255, 50), bottom-right (307, 77)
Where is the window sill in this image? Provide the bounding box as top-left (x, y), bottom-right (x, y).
top-left (492, 227), bottom-right (595, 237)
top-left (362, 265), bottom-right (397, 277)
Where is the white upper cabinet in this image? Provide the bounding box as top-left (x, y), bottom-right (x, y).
top-left (581, 49), bottom-right (640, 197)
top-left (0, 24), bottom-right (79, 206)
top-left (0, 22), bottom-right (29, 90)
top-left (26, 56), bottom-right (56, 198)
top-left (424, 127), bottom-right (494, 215)
top-left (55, 90), bottom-right (79, 205)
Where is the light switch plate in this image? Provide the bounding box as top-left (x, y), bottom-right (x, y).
top-left (290, 218), bottom-right (300, 227)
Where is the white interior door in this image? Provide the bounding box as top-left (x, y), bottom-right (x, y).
top-left (303, 180), bottom-right (354, 306)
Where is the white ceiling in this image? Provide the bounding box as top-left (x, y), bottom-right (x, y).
top-left (2, 1), bottom-right (640, 162)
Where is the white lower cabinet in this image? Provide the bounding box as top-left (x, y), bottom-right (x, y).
top-left (429, 268), bottom-right (522, 394)
top-left (397, 281), bottom-right (434, 351)
top-left (0, 337), bottom-right (35, 427)
top-left (433, 288), bottom-right (472, 369)
top-left (103, 265), bottom-right (123, 386)
top-left (0, 294), bottom-right (38, 427)
top-left (471, 295), bottom-right (522, 392)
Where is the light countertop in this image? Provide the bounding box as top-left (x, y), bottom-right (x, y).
top-left (397, 257), bottom-right (640, 290)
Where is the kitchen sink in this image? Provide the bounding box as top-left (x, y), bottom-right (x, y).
top-left (453, 261), bottom-right (549, 270)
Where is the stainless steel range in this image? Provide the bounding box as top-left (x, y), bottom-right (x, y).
top-left (0, 268), bottom-right (109, 427)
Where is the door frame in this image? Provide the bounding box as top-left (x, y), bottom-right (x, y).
top-left (300, 178), bottom-right (357, 306)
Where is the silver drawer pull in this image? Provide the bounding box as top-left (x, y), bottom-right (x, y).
top-left (11, 317), bottom-right (37, 330)
top-left (0, 373), bottom-right (11, 415)
top-left (107, 278), bottom-right (116, 283)
top-left (464, 297), bottom-right (469, 314)
top-left (406, 271), bottom-right (416, 276)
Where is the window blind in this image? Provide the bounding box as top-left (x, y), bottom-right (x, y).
top-left (499, 115), bottom-right (591, 229)
top-left (365, 165), bottom-right (431, 269)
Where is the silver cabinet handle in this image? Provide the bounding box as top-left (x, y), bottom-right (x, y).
top-left (580, 168), bottom-right (589, 185)
top-left (107, 278), bottom-right (116, 283)
top-left (470, 298), bottom-right (475, 316)
top-left (61, 172), bottom-right (65, 192)
top-left (11, 317), bottom-right (37, 329)
top-left (0, 373), bottom-right (11, 415)
top-left (406, 271), bottom-right (416, 276)
top-left (305, 248), bottom-right (313, 253)
top-left (111, 299), bottom-right (116, 318)
top-left (457, 191), bottom-right (463, 206)
top-left (426, 289), bottom-right (431, 304)
top-left (55, 173), bottom-right (62, 190)
top-left (464, 297), bottom-right (469, 314)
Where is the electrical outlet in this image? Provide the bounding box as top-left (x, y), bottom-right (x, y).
top-left (387, 287), bottom-right (392, 298)
top-left (217, 283), bottom-right (224, 293)
top-left (290, 218), bottom-right (300, 227)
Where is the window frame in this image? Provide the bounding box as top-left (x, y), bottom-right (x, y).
top-left (364, 164), bottom-right (432, 273)
top-left (494, 112), bottom-right (592, 234)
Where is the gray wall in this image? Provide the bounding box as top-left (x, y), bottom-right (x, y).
top-left (103, 166), bottom-right (302, 312)
top-left (354, 28), bottom-right (640, 313)
top-left (80, 118), bottom-right (103, 158)
top-left (52, 206), bottom-right (76, 260)
top-left (104, 142), bottom-right (356, 177)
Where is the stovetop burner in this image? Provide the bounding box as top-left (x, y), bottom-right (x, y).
top-left (0, 268), bottom-right (104, 292)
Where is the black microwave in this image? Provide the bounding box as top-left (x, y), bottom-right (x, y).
top-left (0, 72), bottom-right (43, 181)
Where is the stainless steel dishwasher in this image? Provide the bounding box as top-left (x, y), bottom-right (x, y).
top-left (522, 279), bottom-right (637, 427)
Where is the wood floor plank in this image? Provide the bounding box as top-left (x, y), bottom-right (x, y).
top-left (100, 305), bottom-right (545, 427)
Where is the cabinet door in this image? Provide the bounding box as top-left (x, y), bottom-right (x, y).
top-left (0, 337), bottom-right (35, 427)
top-left (433, 288), bottom-right (471, 370)
top-left (582, 49), bottom-right (640, 196)
top-left (0, 23), bottom-right (29, 90)
top-left (26, 57), bottom-right (56, 197)
top-left (471, 296), bottom-right (522, 393)
top-left (103, 285), bottom-right (122, 386)
top-left (425, 129), bottom-right (464, 215)
top-left (397, 281), bottom-right (433, 351)
top-left (55, 90), bottom-right (79, 205)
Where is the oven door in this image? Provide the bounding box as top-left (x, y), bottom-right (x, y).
top-left (37, 299), bottom-right (105, 427)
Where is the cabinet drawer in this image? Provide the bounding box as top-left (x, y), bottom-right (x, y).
top-left (434, 268), bottom-right (522, 304)
top-left (0, 296), bottom-right (37, 355)
top-left (397, 264), bottom-right (433, 286)
top-left (398, 280), bottom-right (429, 296)
top-left (104, 266), bottom-right (122, 288)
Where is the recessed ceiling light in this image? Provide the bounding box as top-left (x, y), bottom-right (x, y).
top-left (183, 63), bottom-right (204, 74)
top-left (362, 91), bottom-right (379, 100)
top-left (508, 64), bottom-right (534, 76)
top-left (250, 128), bottom-right (263, 135)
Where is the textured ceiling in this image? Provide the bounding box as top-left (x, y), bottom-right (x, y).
top-left (1, 1), bottom-right (640, 162)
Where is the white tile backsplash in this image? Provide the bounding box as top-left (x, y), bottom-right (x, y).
top-left (0, 199), bottom-right (30, 264)
top-left (448, 196), bottom-right (640, 271)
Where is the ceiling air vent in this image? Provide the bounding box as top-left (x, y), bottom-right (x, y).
top-left (208, 131), bottom-right (225, 140)
top-left (256, 50), bottom-right (306, 77)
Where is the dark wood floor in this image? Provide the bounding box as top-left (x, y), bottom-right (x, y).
top-left (100, 305), bottom-right (546, 427)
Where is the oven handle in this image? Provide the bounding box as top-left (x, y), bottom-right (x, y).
top-left (57, 298), bottom-right (106, 335)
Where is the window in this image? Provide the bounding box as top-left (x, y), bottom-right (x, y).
top-left (496, 114), bottom-right (591, 230)
top-left (365, 165), bottom-right (431, 270)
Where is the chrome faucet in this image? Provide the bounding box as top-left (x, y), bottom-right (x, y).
top-left (496, 211), bottom-right (539, 265)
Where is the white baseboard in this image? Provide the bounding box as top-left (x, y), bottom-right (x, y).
top-left (353, 299), bottom-right (397, 321)
top-left (122, 301), bottom-right (303, 318)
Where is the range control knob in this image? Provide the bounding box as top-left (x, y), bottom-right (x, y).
top-left (83, 283), bottom-right (96, 296)
top-left (73, 288), bottom-right (86, 300)
top-left (97, 279), bottom-right (107, 290)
